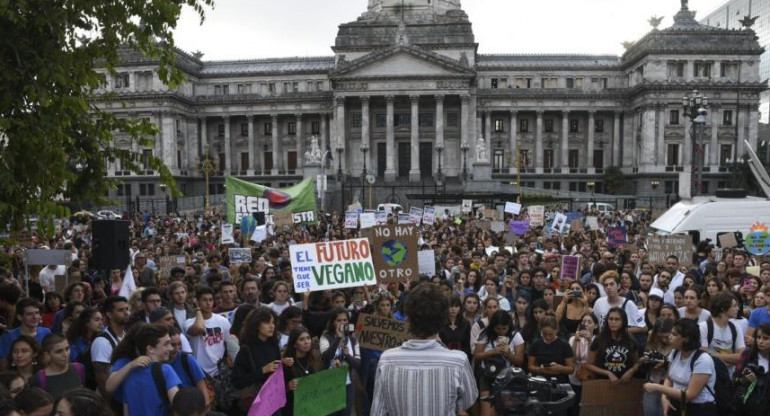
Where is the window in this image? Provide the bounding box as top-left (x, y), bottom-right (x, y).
top-left (114, 73), bottom-right (130, 89)
top-left (117, 184), bottom-right (131, 196)
top-left (694, 61), bottom-right (712, 78)
top-left (447, 112), bottom-right (458, 127)
top-left (214, 84), bottom-right (229, 95)
top-left (177, 151), bottom-right (182, 170)
top-left (723, 110), bottom-right (733, 126)
top-left (669, 110), bottom-right (680, 125)
top-left (591, 77), bottom-right (608, 89)
top-left (142, 149), bottom-right (153, 168)
top-left (542, 77), bottom-right (558, 88)
top-left (139, 184), bottom-right (155, 196)
top-left (594, 149), bottom-right (604, 169)
top-left (519, 119), bottom-right (529, 133)
top-left (720, 144), bottom-right (733, 165)
top-left (566, 78), bottom-right (583, 89)
top-left (514, 77), bottom-right (532, 88)
top-left (568, 149), bottom-right (579, 168)
top-left (493, 149), bottom-right (504, 171)
top-left (288, 122), bottom-right (297, 135)
top-left (491, 78), bottom-right (498, 89)
top-left (375, 113), bottom-right (386, 128)
top-left (237, 84), bottom-right (249, 94)
top-left (311, 121), bottom-right (320, 135)
top-left (720, 62), bottom-right (740, 78)
top-left (136, 72), bottom-right (152, 90)
top-left (494, 119), bottom-right (504, 133)
top-left (395, 114), bottom-right (410, 126)
top-left (241, 153), bottom-right (249, 170)
top-left (306, 81), bottom-right (314, 92)
top-left (544, 119), bottom-right (554, 133)
top-left (667, 62), bottom-right (685, 78)
top-left (419, 113), bottom-right (433, 127)
top-left (518, 149), bottom-right (531, 167)
top-left (667, 143), bottom-right (680, 166)
top-left (268, 83), bottom-right (276, 94)
top-left (543, 149), bottom-right (554, 169)
top-left (217, 123), bottom-right (225, 136)
top-left (283, 82), bottom-right (290, 93)
top-left (316, 81), bottom-right (324, 91)
top-left (241, 123), bottom-right (248, 136)
top-left (264, 122), bottom-right (272, 135)
top-left (490, 77), bottom-right (508, 89)
top-left (292, 82), bottom-right (299, 93)
top-left (569, 119), bottom-right (579, 133)
top-left (665, 181), bottom-right (678, 194)
top-left (595, 119), bottom-right (604, 133)
top-left (350, 113), bottom-right (362, 128)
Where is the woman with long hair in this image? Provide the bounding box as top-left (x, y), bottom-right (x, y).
top-left (469, 297), bottom-right (500, 349)
top-left (267, 281), bottom-right (293, 316)
top-left (320, 308), bottom-right (360, 416)
top-left (511, 292), bottom-right (530, 331)
top-left (641, 318), bottom-right (674, 416)
top-left (660, 303), bottom-right (680, 322)
top-left (585, 307), bottom-right (640, 383)
top-left (568, 312), bottom-right (598, 416)
top-left (585, 283), bottom-right (600, 308)
top-left (700, 277), bottom-right (724, 309)
top-left (641, 288), bottom-right (665, 332)
top-left (440, 296), bottom-right (471, 361)
top-left (643, 319), bottom-right (717, 416)
top-left (8, 336), bottom-right (42, 381)
top-left (740, 275), bottom-right (762, 317)
top-left (463, 293), bottom-right (481, 325)
top-left (528, 315), bottom-right (574, 384)
top-left (733, 322), bottom-right (770, 416)
top-left (555, 281), bottom-right (592, 339)
top-left (65, 308), bottom-right (103, 363)
top-left (56, 301), bottom-right (85, 336)
top-left (283, 327), bottom-right (322, 416)
top-left (276, 306), bottom-right (303, 351)
top-left (475, 310), bottom-right (525, 416)
top-left (521, 298), bottom-right (549, 346)
top-left (55, 388), bottom-right (114, 416)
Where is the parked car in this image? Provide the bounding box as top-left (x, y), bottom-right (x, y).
top-left (376, 203), bottom-right (403, 214)
top-left (96, 210), bottom-right (121, 220)
top-left (585, 202), bottom-right (615, 217)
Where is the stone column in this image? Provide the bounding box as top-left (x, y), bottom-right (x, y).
top-left (748, 107), bottom-right (759, 155)
top-left (683, 114), bottom-right (692, 167)
top-left (247, 115), bottom-right (255, 175)
top-left (657, 108), bottom-right (666, 168)
top-left (535, 110), bottom-right (544, 173)
top-left (613, 111), bottom-right (621, 167)
top-left (320, 113), bottom-right (328, 161)
top-left (409, 95), bottom-right (421, 182)
top-left (460, 94), bottom-right (470, 146)
top-left (709, 108), bottom-right (719, 167)
top-left (200, 116), bottom-right (208, 157)
top-left (509, 110), bottom-right (517, 173)
top-left (435, 95), bottom-right (444, 176)
top-left (561, 110), bottom-right (569, 169)
top-left (336, 97), bottom-right (346, 174)
top-left (361, 96), bottom-right (370, 175)
top-left (271, 114), bottom-right (279, 174)
top-left (484, 111), bottom-right (492, 164)
top-left (296, 113), bottom-right (304, 171)
top-left (223, 115), bottom-right (231, 173)
top-left (641, 108), bottom-right (656, 170)
top-left (385, 96), bottom-right (396, 181)
top-left (587, 111), bottom-right (595, 173)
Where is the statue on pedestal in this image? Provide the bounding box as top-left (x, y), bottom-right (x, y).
top-left (304, 136), bottom-right (322, 165)
top-left (476, 136), bottom-right (487, 162)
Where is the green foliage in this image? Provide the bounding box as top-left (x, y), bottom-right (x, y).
top-left (0, 0), bottom-right (213, 235)
top-left (602, 166), bottom-right (626, 194)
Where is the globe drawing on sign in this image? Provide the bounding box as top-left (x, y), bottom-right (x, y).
top-left (381, 240), bottom-right (408, 266)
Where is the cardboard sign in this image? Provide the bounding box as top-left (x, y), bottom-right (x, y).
top-left (461, 199), bottom-right (473, 213)
top-left (529, 206), bottom-right (545, 227)
top-left (359, 213), bottom-right (376, 229)
top-left (272, 211), bottom-right (293, 228)
top-left (248, 365), bottom-right (287, 416)
top-left (560, 255), bottom-right (580, 281)
top-left (355, 313), bottom-right (410, 351)
top-left (289, 238), bottom-right (376, 292)
top-left (580, 379), bottom-right (644, 416)
top-left (606, 226), bottom-right (627, 248)
top-left (293, 367), bottom-right (347, 416)
top-left (363, 224), bottom-right (419, 283)
top-left (504, 201), bottom-right (522, 215)
top-left (157, 256), bottom-right (186, 278)
top-left (570, 219), bottom-right (584, 232)
top-left (344, 212), bottom-right (358, 229)
top-left (221, 223), bottom-right (234, 244)
top-left (483, 209), bottom-right (499, 220)
top-left (417, 250), bottom-right (436, 276)
top-left (647, 234), bottom-right (693, 267)
top-left (477, 220), bottom-right (491, 231)
top-left (408, 207), bottom-right (423, 225)
top-left (228, 248), bottom-right (252, 265)
top-left (509, 220), bottom-right (529, 236)
top-left (585, 216), bottom-right (600, 230)
top-left (718, 232), bottom-right (739, 248)
top-left (422, 206), bottom-right (435, 225)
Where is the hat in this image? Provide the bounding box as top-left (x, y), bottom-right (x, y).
top-left (169, 267), bottom-right (185, 276)
top-left (149, 307), bottom-right (171, 323)
top-left (648, 288), bottom-right (665, 300)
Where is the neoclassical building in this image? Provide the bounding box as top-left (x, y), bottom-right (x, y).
top-left (97, 0), bottom-right (764, 205)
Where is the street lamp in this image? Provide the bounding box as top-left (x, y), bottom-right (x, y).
top-left (460, 141), bottom-right (470, 181)
top-left (159, 183), bottom-right (169, 215)
top-left (587, 181), bottom-right (595, 195)
top-left (435, 144), bottom-right (444, 182)
top-left (360, 142), bottom-right (369, 175)
top-left (336, 138), bottom-right (344, 181)
top-left (651, 180), bottom-right (660, 191)
top-left (683, 89), bottom-right (709, 196)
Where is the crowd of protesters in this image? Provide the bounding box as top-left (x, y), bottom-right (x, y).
top-left (0, 205), bottom-right (766, 416)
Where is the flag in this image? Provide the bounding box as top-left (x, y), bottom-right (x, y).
top-left (118, 265), bottom-right (136, 298)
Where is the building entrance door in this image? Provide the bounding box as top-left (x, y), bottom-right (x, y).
top-left (377, 142), bottom-right (386, 178)
top-left (419, 142), bottom-right (432, 177)
top-left (398, 142), bottom-right (410, 178)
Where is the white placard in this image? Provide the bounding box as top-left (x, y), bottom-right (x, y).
top-left (221, 224), bottom-right (234, 244)
top-left (375, 211), bottom-right (388, 224)
top-left (290, 238), bottom-right (376, 292)
top-left (491, 221), bottom-right (505, 233)
top-left (462, 199), bottom-right (473, 213)
top-left (409, 207), bottom-right (423, 225)
top-left (344, 212), bottom-right (359, 229)
top-left (359, 213), bottom-right (376, 229)
top-left (585, 216), bottom-right (600, 230)
top-left (397, 213), bottom-right (411, 224)
top-left (504, 201), bottom-right (522, 215)
top-left (485, 246), bottom-right (500, 256)
top-left (551, 213), bottom-right (568, 233)
top-left (422, 206), bottom-right (435, 225)
top-left (529, 206), bottom-right (545, 227)
top-left (417, 250), bottom-right (437, 276)
top-left (250, 225), bottom-right (267, 243)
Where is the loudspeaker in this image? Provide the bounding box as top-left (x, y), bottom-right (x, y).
top-left (91, 220), bottom-right (131, 271)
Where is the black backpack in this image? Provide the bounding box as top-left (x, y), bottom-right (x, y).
top-left (150, 362), bottom-right (172, 414)
top-left (672, 349), bottom-right (733, 414)
top-left (75, 331), bottom-right (117, 393)
top-left (705, 319), bottom-right (737, 352)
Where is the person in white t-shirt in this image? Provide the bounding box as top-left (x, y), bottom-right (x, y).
top-left (185, 287), bottom-right (231, 377)
top-left (700, 291), bottom-right (744, 376)
top-left (592, 271), bottom-right (646, 336)
top-left (39, 264), bottom-right (66, 292)
top-left (678, 287), bottom-right (711, 323)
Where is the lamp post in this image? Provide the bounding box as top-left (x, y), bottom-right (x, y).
top-left (336, 139), bottom-right (344, 181)
top-left (198, 154), bottom-right (215, 213)
top-left (435, 144), bottom-right (444, 183)
top-left (651, 180), bottom-right (660, 191)
top-left (159, 183), bottom-right (169, 215)
top-left (360, 142), bottom-right (368, 207)
top-left (360, 142), bottom-right (369, 175)
top-left (683, 89), bottom-right (709, 196)
top-left (460, 141), bottom-right (470, 182)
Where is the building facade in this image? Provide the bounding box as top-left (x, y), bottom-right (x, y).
top-left (97, 0), bottom-right (764, 204)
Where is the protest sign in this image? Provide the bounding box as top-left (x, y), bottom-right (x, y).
top-left (529, 206), bottom-right (545, 227)
top-left (585, 216), bottom-right (599, 230)
top-left (226, 176), bottom-right (316, 224)
top-left (477, 220), bottom-right (491, 231)
top-left (748, 266), bottom-right (761, 277)
top-left (510, 220), bottom-right (529, 236)
top-left (221, 224), bottom-right (234, 244)
top-left (375, 211), bottom-right (388, 224)
top-left (504, 232), bottom-right (519, 244)
top-left (718, 232), bottom-right (739, 248)
top-left (490, 221), bottom-right (505, 233)
top-left (551, 213), bottom-right (568, 233)
top-left (570, 219), bottom-right (584, 232)
top-left (409, 207), bottom-right (423, 225)
top-left (247, 365), bottom-right (286, 416)
top-left (355, 313), bottom-right (410, 351)
top-left (157, 256), bottom-right (186, 278)
top-left (228, 248), bottom-right (252, 265)
top-left (251, 225), bottom-right (267, 243)
top-left (397, 213), bottom-right (410, 224)
top-left (461, 199), bottom-right (473, 213)
top-left (485, 246), bottom-right (500, 256)
top-left (504, 201), bottom-right (522, 215)
top-left (560, 255), bottom-right (580, 280)
top-left (344, 212), bottom-right (358, 229)
top-left (363, 224), bottom-right (419, 283)
top-left (417, 250), bottom-right (436, 276)
top-left (289, 238), bottom-right (376, 292)
top-left (746, 222), bottom-right (770, 255)
top-left (359, 213), bottom-right (376, 229)
top-left (272, 211), bottom-right (293, 228)
top-left (647, 234), bottom-right (693, 266)
top-left (566, 212), bottom-right (581, 222)
top-left (422, 206), bottom-right (435, 225)
top-left (347, 202), bottom-right (363, 213)
top-left (606, 226), bottom-right (627, 248)
top-left (483, 209), bottom-right (499, 220)
top-left (293, 367), bottom-right (347, 416)
top-left (580, 379), bottom-right (643, 416)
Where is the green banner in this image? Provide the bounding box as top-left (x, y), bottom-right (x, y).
top-left (226, 176), bottom-right (317, 224)
top-left (294, 367), bottom-right (347, 416)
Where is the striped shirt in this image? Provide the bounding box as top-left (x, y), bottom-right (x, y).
top-left (371, 338), bottom-right (478, 416)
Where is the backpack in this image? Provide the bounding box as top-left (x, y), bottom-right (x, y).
top-left (150, 362), bottom-right (172, 413)
top-left (672, 349), bottom-right (733, 414)
top-left (35, 363), bottom-right (86, 389)
top-left (706, 319), bottom-right (737, 352)
top-left (76, 331), bottom-right (118, 391)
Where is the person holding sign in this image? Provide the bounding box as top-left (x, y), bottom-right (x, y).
top-left (283, 327), bottom-right (322, 416)
top-left (320, 308), bottom-right (360, 416)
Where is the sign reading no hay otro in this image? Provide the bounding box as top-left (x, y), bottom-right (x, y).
top-left (363, 224), bottom-right (419, 284)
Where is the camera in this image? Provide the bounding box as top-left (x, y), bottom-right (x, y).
top-left (489, 367), bottom-right (575, 416)
top-left (343, 323), bottom-right (355, 336)
top-left (568, 290), bottom-right (582, 298)
top-left (745, 363), bottom-right (765, 377)
top-left (643, 350), bottom-right (666, 363)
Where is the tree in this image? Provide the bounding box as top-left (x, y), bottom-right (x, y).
top-left (0, 0), bottom-right (213, 235)
top-left (602, 166), bottom-right (626, 194)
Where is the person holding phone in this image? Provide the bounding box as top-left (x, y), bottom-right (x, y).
top-left (568, 312), bottom-right (599, 416)
top-left (555, 281), bottom-right (592, 339)
top-left (320, 308), bottom-right (360, 416)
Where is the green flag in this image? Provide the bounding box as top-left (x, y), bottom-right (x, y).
top-left (226, 176), bottom-right (317, 224)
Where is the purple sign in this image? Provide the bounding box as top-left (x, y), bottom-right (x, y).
top-left (560, 255), bottom-right (580, 281)
top-left (248, 365), bottom-right (287, 416)
top-left (606, 226), bottom-right (627, 248)
top-left (509, 220), bottom-right (530, 236)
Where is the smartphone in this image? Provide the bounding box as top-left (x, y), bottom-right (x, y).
top-left (578, 323), bottom-right (587, 331)
top-left (568, 290), bottom-right (583, 298)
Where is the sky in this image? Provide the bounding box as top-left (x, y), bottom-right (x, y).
top-left (173, 0), bottom-right (729, 60)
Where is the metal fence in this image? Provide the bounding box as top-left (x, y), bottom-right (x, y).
top-left (95, 193), bottom-right (227, 215)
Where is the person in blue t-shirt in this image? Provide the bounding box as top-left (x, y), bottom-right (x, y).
top-left (747, 300), bottom-right (770, 346)
top-left (105, 324), bottom-right (182, 416)
top-left (167, 326), bottom-right (209, 409)
top-left (0, 298), bottom-right (50, 369)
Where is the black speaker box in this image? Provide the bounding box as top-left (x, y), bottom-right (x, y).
top-left (91, 220), bottom-right (130, 271)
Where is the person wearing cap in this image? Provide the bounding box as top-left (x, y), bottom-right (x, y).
top-left (150, 306), bottom-right (192, 354)
top-left (641, 288), bottom-right (666, 331)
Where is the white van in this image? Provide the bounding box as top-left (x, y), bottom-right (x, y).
top-left (377, 203), bottom-right (403, 214)
top-left (585, 202), bottom-right (615, 217)
top-left (650, 189), bottom-right (770, 245)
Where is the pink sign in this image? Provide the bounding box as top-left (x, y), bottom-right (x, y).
top-left (248, 364), bottom-right (287, 416)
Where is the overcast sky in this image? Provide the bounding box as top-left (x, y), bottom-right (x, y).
top-left (173, 0), bottom-right (729, 60)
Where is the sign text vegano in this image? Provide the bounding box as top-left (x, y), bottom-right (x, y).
top-left (290, 238), bottom-right (376, 292)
